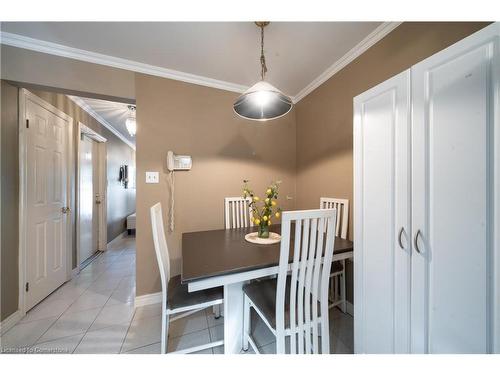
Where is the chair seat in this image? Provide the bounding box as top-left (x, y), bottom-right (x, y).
top-left (167, 275), bottom-right (223, 310)
top-left (330, 260), bottom-right (343, 275)
top-left (243, 277), bottom-right (323, 330)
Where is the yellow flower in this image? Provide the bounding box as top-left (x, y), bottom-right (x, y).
top-left (254, 218), bottom-right (261, 225)
top-left (268, 220), bottom-right (271, 225)
top-left (275, 212), bottom-right (280, 218)
top-left (266, 188), bottom-right (272, 195)
top-left (262, 215), bottom-right (268, 221)
top-left (253, 196), bottom-right (259, 202)
top-left (265, 198), bottom-right (270, 204)
top-left (271, 200), bottom-right (277, 206)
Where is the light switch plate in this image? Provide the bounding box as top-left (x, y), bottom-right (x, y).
top-left (145, 171), bottom-right (159, 184)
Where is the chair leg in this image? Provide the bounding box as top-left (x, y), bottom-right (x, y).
top-left (340, 261), bottom-right (347, 313)
top-left (213, 304), bottom-right (221, 319)
top-left (242, 296), bottom-right (250, 351)
top-left (333, 276), bottom-right (338, 302)
top-left (276, 332), bottom-right (286, 354)
top-left (161, 312), bottom-right (170, 354)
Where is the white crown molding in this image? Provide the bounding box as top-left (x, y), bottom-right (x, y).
top-left (1, 23), bottom-right (401, 105)
top-left (67, 95), bottom-right (136, 150)
top-left (293, 22), bottom-right (402, 103)
top-left (0, 31), bottom-right (248, 94)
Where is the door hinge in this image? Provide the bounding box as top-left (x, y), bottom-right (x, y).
top-left (25, 282), bottom-right (29, 292)
top-left (26, 119), bottom-right (30, 129)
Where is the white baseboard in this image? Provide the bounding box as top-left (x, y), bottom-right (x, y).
top-left (346, 301), bottom-right (354, 317)
top-left (134, 292), bottom-right (162, 307)
top-left (0, 310), bottom-right (22, 334)
top-left (106, 230), bottom-right (128, 248)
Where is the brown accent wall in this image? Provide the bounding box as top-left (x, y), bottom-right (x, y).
top-left (0, 81), bottom-right (135, 319)
top-left (1, 81), bottom-right (20, 320)
top-left (135, 74), bottom-right (296, 296)
top-left (295, 22), bottom-right (490, 303)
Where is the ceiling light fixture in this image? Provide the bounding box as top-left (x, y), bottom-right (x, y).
top-left (125, 105), bottom-right (137, 137)
top-left (233, 22), bottom-right (293, 121)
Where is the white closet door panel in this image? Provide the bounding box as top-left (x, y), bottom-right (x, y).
top-left (411, 25), bottom-right (499, 353)
top-left (354, 70), bottom-right (411, 353)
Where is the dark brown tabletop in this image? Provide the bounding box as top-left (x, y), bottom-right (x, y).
top-left (182, 224), bottom-right (353, 284)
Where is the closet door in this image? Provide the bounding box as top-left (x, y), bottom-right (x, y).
top-left (354, 70), bottom-right (411, 353)
top-left (411, 24), bottom-right (500, 353)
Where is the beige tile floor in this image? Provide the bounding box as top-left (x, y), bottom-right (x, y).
top-left (0, 235), bottom-right (353, 354)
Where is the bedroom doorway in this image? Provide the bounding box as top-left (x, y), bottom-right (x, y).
top-left (77, 122), bottom-right (107, 268)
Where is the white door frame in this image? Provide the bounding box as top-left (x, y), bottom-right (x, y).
top-left (76, 122), bottom-right (107, 269)
top-left (18, 89), bottom-right (74, 316)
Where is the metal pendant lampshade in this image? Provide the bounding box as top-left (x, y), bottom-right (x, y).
top-left (233, 80), bottom-right (293, 121)
top-left (233, 22), bottom-right (293, 121)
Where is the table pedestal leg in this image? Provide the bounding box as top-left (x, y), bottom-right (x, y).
top-left (223, 282), bottom-right (244, 354)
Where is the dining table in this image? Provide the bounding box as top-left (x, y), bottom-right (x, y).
top-left (181, 223), bottom-right (354, 354)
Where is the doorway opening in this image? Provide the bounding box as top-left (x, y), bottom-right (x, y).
top-left (77, 123), bottom-right (107, 269)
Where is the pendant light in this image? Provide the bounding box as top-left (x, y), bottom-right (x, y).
top-left (233, 22), bottom-right (293, 121)
top-left (125, 105), bottom-right (137, 136)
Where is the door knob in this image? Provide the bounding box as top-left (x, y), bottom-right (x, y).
top-left (61, 206), bottom-right (71, 214)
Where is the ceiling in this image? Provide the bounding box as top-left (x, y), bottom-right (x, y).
top-left (72, 96), bottom-right (136, 148)
top-left (1, 22), bottom-right (385, 97)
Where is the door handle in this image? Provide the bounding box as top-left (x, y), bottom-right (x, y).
top-left (414, 229), bottom-right (422, 253)
top-left (61, 206), bottom-right (71, 214)
top-left (398, 227), bottom-right (406, 249)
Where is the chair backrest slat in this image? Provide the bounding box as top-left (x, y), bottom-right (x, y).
top-left (296, 218), bottom-right (309, 354)
top-left (224, 197), bottom-right (253, 229)
top-left (311, 218), bottom-right (325, 354)
top-left (289, 220), bottom-right (302, 354)
top-left (320, 197), bottom-right (349, 239)
top-left (304, 218), bottom-right (318, 354)
top-left (276, 209), bottom-right (337, 354)
top-left (150, 203), bottom-right (170, 308)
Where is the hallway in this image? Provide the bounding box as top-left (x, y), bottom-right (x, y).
top-left (1, 236), bottom-right (136, 353)
top-left (0, 235), bottom-right (353, 354)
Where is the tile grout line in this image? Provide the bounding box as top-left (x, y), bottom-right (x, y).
top-left (46, 242), bottom-right (128, 351)
top-left (4, 237), bottom-right (132, 352)
top-left (122, 340), bottom-right (161, 354)
top-left (32, 257), bottom-right (123, 348)
top-left (73, 247), bottom-right (131, 353)
top-left (204, 308), bottom-right (215, 354)
top-left (118, 307), bottom-right (136, 354)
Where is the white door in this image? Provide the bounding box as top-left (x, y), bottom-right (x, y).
top-left (354, 70), bottom-right (411, 353)
top-left (411, 26), bottom-right (499, 353)
top-left (25, 97), bottom-right (69, 311)
top-left (79, 135), bottom-right (98, 264)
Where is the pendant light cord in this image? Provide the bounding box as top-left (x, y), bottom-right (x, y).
top-left (260, 24), bottom-right (267, 80)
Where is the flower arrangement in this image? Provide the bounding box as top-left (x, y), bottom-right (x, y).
top-left (243, 180), bottom-right (282, 238)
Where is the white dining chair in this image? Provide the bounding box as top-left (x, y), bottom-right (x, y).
top-left (242, 208), bottom-right (337, 354)
top-left (150, 202), bottom-right (224, 354)
top-left (212, 196), bottom-right (253, 318)
top-left (320, 197), bottom-right (349, 312)
top-left (224, 196), bottom-right (253, 229)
